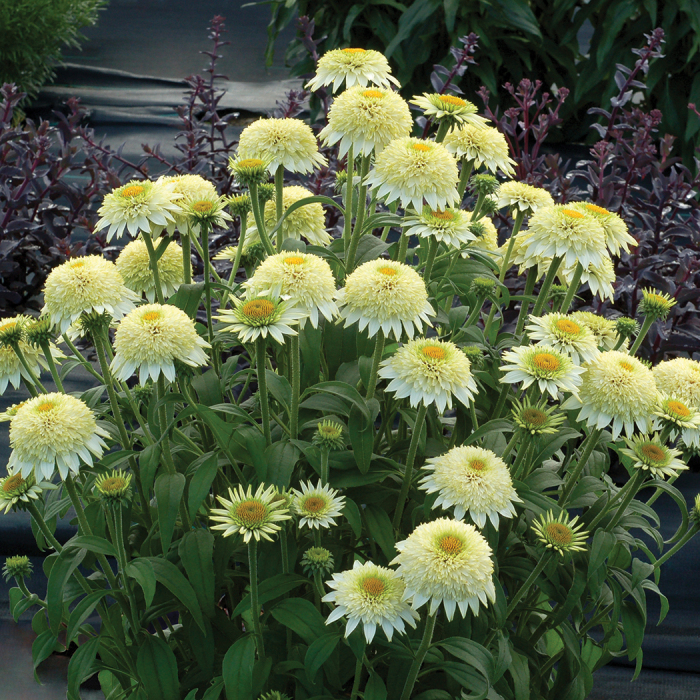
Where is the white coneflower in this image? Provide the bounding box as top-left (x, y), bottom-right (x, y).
top-left (0, 317), bottom-right (53, 394)
top-left (237, 118), bottom-right (327, 174)
top-left (319, 86), bottom-right (412, 157)
top-left (410, 94), bottom-right (490, 128)
top-left (115, 238), bottom-right (184, 302)
top-left (392, 518), bottom-right (495, 620)
top-left (365, 137), bottom-right (459, 212)
top-left (532, 511), bottom-right (588, 556)
top-left (159, 173), bottom-right (217, 234)
top-left (526, 313), bottom-right (600, 364)
top-left (8, 393), bottom-right (109, 480)
top-left (292, 481), bottom-right (345, 529)
top-left (378, 338), bottom-right (477, 413)
top-left (245, 252), bottom-right (338, 328)
top-left (42, 256), bottom-right (139, 333)
top-left (568, 202), bottom-right (636, 256)
top-left (111, 304), bottom-right (210, 384)
top-left (559, 255), bottom-right (616, 301)
top-left (420, 446), bottom-right (520, 527)
top-left (0, 472), bottom-right (54, 514)
top-left (306, 48), bottom-right (400, 92)
top-left (323, 561), bottom-right (419, 643)
top-left (570, 312), bottom-right (622, 351)
top-left (210, 483), bottom-right (291, 542)
top-left (654, 394), bottom-right (700, 447)
top-left (653, 358), bottom-right (700, 411)
top-left (621, 434), bottom-right (688, 479)
top-left (495, 181), bottom-right (554, 215)
top-left (401, 207), bottom-right (476, 248)
top-left (500, 345), bottom-right (584, 398)
top-left (443, 124), bottom-right (516, 175)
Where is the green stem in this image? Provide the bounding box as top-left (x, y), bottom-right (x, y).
top-left (505, 550), bottom-right (552, 619)
top-left (345, 155), bottom-right (372, 273)
top-left (108, 506), bottom-right (141, 633)
top-left (200, 221), bottom-right (214, 344)
top-left (280, 528), bottom-right (289, 574)
top-left (248, 182), bottom-right (275, 257)
top-left (182, 230), bottom-right (192, 284)
top-left (274, 164), bottom-right (285, 253)
top-left (399, 612), bottom-right (437, 700)
top-left (61, 334), bottom-right (103, 382)
top-left (290, 333), bottom-right (300, 440)
top-left (381, 200), bottom-right (398, 242)
top-left (514, 267), bottom-right (538, 338)
top-left (422, 237), bottom-right (439, 282)
top-left (17, 578), bottom-right (46, 609)
top-left (320, 448), bottom-right (330, 485)
top-left (350, 657), bottom-right (364, 700)
top-left (396, 230), bottom-right (410, 264)
top-left (156, 375), bottom-right (178, 477)
top-left (653, 527), bottom-right (699, 569)
top-left (510, 441), bottom-right (532, 481)
top-left (558, 429), bottom-right (603, 506)
top-left (463, 296), bottom-right (486, 328)
top-left (141, 234), bottom-right (165, 304)
top-left (559, 262), bottom-right (583, 314)
top-left (434, 120), bottom-right (450, 143)
top-left (492, 381), bottom-right (513, 420)
top-left (457, 160), bottom-right (474, 200)
top-left (248, 540), bottom-right (265, 657)
top-left (531, 256), bottom-right (563, 317)
top-left (629, 315), bottom-right (654, 356)
top-left (501, 431), bottom-right (519, 461)
top-left (588, 472), bottom-right (642, 531)
top-left (39, 341), bottom-right (63, 392)
top-left (646, 472), bottom-right (678, 509)
top-left (343, 144), bottom-right (355, 253)
top-left (393, 403), bottom-right (428, 530)
top-left (469, 403), bottom-right (479, 432)
top-left (605, 470), bottom-right (645, 531)
top-left (256, 336), bottom-right (272, 446)
top-left (12, 343), bottom-right (47, 393)
top-left (470, 192), bottom-right (487, 221)
top-left (221, 212), bottom-right (247, 310)
top-left (365, 329), bottom-right (384, 401)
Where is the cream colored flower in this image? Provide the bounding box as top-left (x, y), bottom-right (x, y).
top-left (570, 312), bottom-right (621, 351)
top-left (402, 207), bottom-right (476, 248)
top-left (653, 358), bottom-right (700, 410)
top-left (365, 137), bottom-right (459, 212)
top-left (115, 238), bottom-right (184, 302)
top-left (495, 181), bottom-right (554, 215)
top-left (237, 118), bottom-right (327, 174)
top-left (292, 481), bottom-right (345, 529)
top-left (420, 446), bottom-right (520, 527)
top-left (336, 259), bottom-right (432, 340)
top-left (621, 434), bottom-right (688, 479)
top-left (319, 86), bottom-right (412, 157)
top-left (526, 313), bottom-right (600, 364)
top-left (160, 174), bottom-right (218, 234)
top-left (443, 124), bottom-right (515, 175)
top-left (653, 394), bottom-right (700, 448)
top-left (500, 345), bottom-right (584, 398)
top-left (410, 94), bottom-right (489, 128)
top-left (0, 317), bottom-right (50, 394)
top-left (111, 304), bottom-right (210, 384)
top-left (532, 511), bottom-right (588, 556)
top-left (0, 472), bottom-right (54, 514)
top-left (568, 202), bottom-right (636, 256)
top-left (306, 48), bottom-right (400, 92)
top-left (560, 254), bottom-right (616, 301)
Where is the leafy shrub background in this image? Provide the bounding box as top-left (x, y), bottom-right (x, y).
top-left (265, 0), bottom-right (700, 158)
top-left (0, 0), bottom-right (106, 99)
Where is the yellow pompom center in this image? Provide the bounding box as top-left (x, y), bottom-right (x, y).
top-left (0, 321), bottom-right (16, 333)
top-left (584, 203), bottom-right (609, 215)
top-left (522, 408), bottom-right (547, 426)
top-left (71, 261), bottom-right (86, 268)
top-left (142, 311), bottom-right (162, 322)
top-left (438, 535), bottom-right (464, 555)
top-left (237, 158), bottom-right (264, 168)
top-left (619, 360), bottom-right (634, 372)
top-left (37, 402), bottom-right (55, 413)
top-left (121, 185), bottom-right (145, 198)
top-left (378, 266), bottom-right (397, 277)
top-left (469, 459), bottom-right (486, 471)
top-left (641, 444), bottom-right (666, 463)
top-left (421, 345), bottom-right (446, 360)
top-left (193, 201), bottom-right (214, 213)
top-left (2, 473), bottom-right (24, 492)
top-left (411, 143), bottom-right (432, 152)
top-left (362, 89), bottom-right (384, 99)
top-left (99, 477), bottom-right (128, 494)
top-left (284, 256), bottom-right (305, 266)
top-left (555, 319), bottom-right (581, 335)
top-left (430, 209), bottom-right (455, 221)
top-left (342, 48), bottom-right (366, 53)
top-left (302, 496), bottom-right (326, 513)
top-left (438, 95), bottom-right (467, 107)
top-left (234, 500), bottom-right (267, 526)
top-left (561, 208), bottom-right (585, 219)
top-left (242, 299), bottom-right (275, 318)
top-left (545, 523), bottom-right (573, 545)
top-left (361, 576), bottom-right (386, 596)
top-left (667, 400), bottom-right (691, 418)
top-left (533, 353), bottom-right (560, 371)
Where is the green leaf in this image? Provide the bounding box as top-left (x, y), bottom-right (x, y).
top-left (202, 678), bottom-right (225, 700)
top-left (67, 635), bottom-right (100, 700)
top-left (188, 452), bottom-right (219, 519)
top-left (47, 547), bottom-right (86, 633)
top-left (137, 635), bottom-right (180, 700)
top-left (621, 601), bottom-right (645, 660)
top-left (179, 529), bottom-right (216, 618)
top-left (305, 631), bottom-right (341, 683)
top-left (266, 369), bottom-right (292, 413)
top-left (192, 369), bottom-right (224, 406)
top-left (32, 629), bottom-right (59, 670)
top-left (232, 573), bottom-right (308, 617)
top-left (65, 535), bottom-right (116, 557)
top-left (364, 505), bottom-right (396, 561)
top-left (385, 0), bottom-right (441, 57)
top-left (307, 381), bottom-right (371, 420)
top-left (365, 671), bottom-right (388, 700)
top-left (463, 419), bottom-right (513, 446)
top-left (139, 443), bottom-right (161, 495)
top-left (126, 559), bottom-right (157, 607)
top-left (353, 234), bottom-right (391, 266)
top-left (223, 635), bottom-right (256, 700)
top-left (588, 530), bottom-right (617, 577)
top-left (343, 498), bottom-right (363, 538)
top-left (438, 637), bottom-right (495, 683)
top-left (167, 282), bottom-right (205, 319)
top-left (271, 598), bottom-right (327, 644)
top-left (66, 590), bottom-right (110, 644)
top-left (155, 472), bottom-right (185, 553)
top-left (348, 398), bottom-right (377, 474)
top-left (265, 441), bottom-right (300, 488)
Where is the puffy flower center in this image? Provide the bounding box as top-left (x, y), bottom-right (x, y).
top-left (533, 352), bottom-right (560, 371)
top-left (36, 401), bottom-right (55, 413)
top-left (584, 203), bottom-right (609, 215)
top-left (641, 444), bottom-right (666, 463)
top-left (545, 523), bottom-right (573, 545)
top-left (302, 496), bottom-right (326, 513)
top-left (192, 201), bottom-right (214, 213)
top-left (342, 48), bottom-right (365, 53)
top-left (71, 261), bottom-right (86, 268)
top-left (411, 143), bottom-right (432, 152)
top-left (142, 311), bottom-right (162, 322)
top-left (237, 158), bottom-right (265, 168)
top-left (284, 256), bottom-right (305, 266)
top-left (438, 95), bottom-right (466, 107)
top-left (242, 299), bottom-right (275, 319)
top-left (555, 319), bottom-right (581, 335)
top-left (438, 534), bottom-right (464, 556)
top-left (561, 208), bottom-right (585, 219)
top-left (2, 473), bottom-right (24, 492)
top-left (121, 185), bottom-right (145, 198)
top-left (430, 209), bottom-right (455, 221)
top-left (361, 576), bottom-right (386, 596)
top-left (234, 500), bottom-right (267, 526)
top-left (469, 459), bottom-right (485, 471)
top-left (99, 477), bottom-right (128, 494)
top-left (667, 400), bottom-right (691, 417)
top-left (619, 360), bottom-right (634, 372)
top-left (421, 345), bottom-right (446, 360)
top-left (362, 89), bottom-right (384, 99)
top-left (0, 321), bottom-right (16, 333)
top-left (522, 408), bottom-right (547, 426)
top-left (378, 266), bottom-right (397, 277)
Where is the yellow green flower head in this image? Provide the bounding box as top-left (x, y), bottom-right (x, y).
top-left (227, 193), bottom-right (252, 217)
top-left (410, 93), bottom-right (489, 128)
top-left (562, 351), bottom-right (658, 439)
top-left (312, 420), bottom-right (346, 451)
top-left (532, 510), bottom-right (588, 556)
top-left (217, 292), bottom-right (306, 345)
top-left (615, 316), bottom-right (639, 342)
top-left (420, 445), bottom-right (521, 527)
top-left (291, 480), bottom-right (345, 530)
top-left (463, 215), bottom-right (499, 258)
top-left (319, 86), bottom-right (412, 157)
top-left (3, 555), bottom-right (32, 582)
top-left (560, 254), bottom-right (616, 301)
top-left (392, 517), bottom-right (496, 620)
top-left (402, 206), bottom-right (476, 248)
top-left (470, 276), bottom-right (497, 296)
top-left (653, 394), bottom-right (700, 448)
top-left (259, 692), bottom-right (291, 700)
top-left (210, 483), bottom-right (291, 543)
top-left (116, 237), bottom-right (184, 303)
top-left (42, 256), bottom-right (139, 333)
top-left (237, 118), bottom-right (327, 175)
top-left (306, 48), bottom-right (400, 92)
top-left (379, 337), bottom-right (478, 413)
top-left (568, 202), bottom-right (636, 256)
top-left (512, 397), bottom-right (565, 436)
top-left (0, 471), bottom-right (53, 514)
top-left (8, 393), bottom-right (109, 480)
top-left (301, 547), bottom-right (335, 576)
top-left (161, 173), bottom-right (216, 201)
top-left (365, 137), bottom-right (459, 212)
top-left (508, 229), bottom-right (551, 278)
top-left (323, 561), bottom-right (419, 643)
top-left (471, 174), bottom-right (499, 196)
top-left (639, 288), bottom-right (676, 320)
top-left (0, 315), bottom-right (26, 347)
top-left (96, 179), bottom-right (182, 241)
top-left (336, 258), bottom-right (433, 340)
top-left (182, 192), bottom-right (233, 229)
top-left (526, 313), bottom-right (600, 364)
top-left (0, 317), bottom-right (48, 395)
top-left (461, 345), bottom-right (484, 368)
top-left (525, 205), bottom-right (608, 270)
top-left (570, 311), bottom-right (622, 351)
top-left (111, 303), bottom-right (210, 384)
top-left (443, 124), bottom-right (515, 176)
top-left (94, 470), bottom-right (133, 505)
top-left (495, 181), bottom-right (554, 215)
top-left (229, 156), bottom-right (270, 187)
top-left (621, 434), bottom-right (688, 479)
top-left (23, 317), bottom-right (54, 348)
top-left (691, 494), bottom-right (700, 526)
top-left (245, 251), bottom-right (338, 329)
top-left (500, 345), bottom-right (584, 398)
top-left (653, 357), bottom-right (700, 410)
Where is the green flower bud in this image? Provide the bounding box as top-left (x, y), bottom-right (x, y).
top-left (229, 156), bottom-right (270, 187)
top-left (548, 283), bottom-right (568, 305)
top-left (312, 420), bottom-right (346, 451)
top-left (257, 183), bottom-right (276, 204)
top-left (639, 288), bottom-right (676, 321)
top-left (94, 470), bottom-right (133, 507)
top-left (227, 194), bottom-right (252, 218)
top-left (471, 174), bottom-right (499, 196)
top-left (461, 345), bottom-right (484, 369)
top-left (24, 317), bottom-right (54, 347)
top-left (615, 316), bottom-right (639, 340)
top-left (301, 547), bottom-right (335, 576)
top-left (3, 555), bottom-right (32, 582)
top-left (470, 277), bottom-right (496, 297)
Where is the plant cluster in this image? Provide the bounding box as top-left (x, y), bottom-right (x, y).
top-left (2, 35), bottom-right (700, 700)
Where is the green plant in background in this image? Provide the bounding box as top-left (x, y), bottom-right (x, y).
top-left (263, 0), bottom-right (700, 158)
top-left (0, 0), bottom-right (106, 99)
